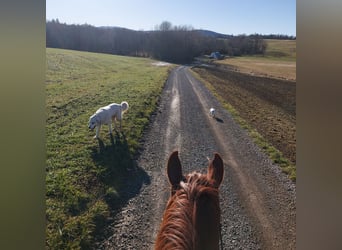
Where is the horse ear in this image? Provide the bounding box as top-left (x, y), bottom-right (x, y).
top-left (167, 151), bottom-right (183, 186)
top-left (208, 153), bottom-right (224, 188)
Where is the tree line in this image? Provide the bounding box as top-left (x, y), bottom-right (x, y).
top-left (47, 20), bottom-right (268, 63)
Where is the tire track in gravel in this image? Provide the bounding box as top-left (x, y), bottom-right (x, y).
top-left (99, 66), bottom-right (295, 249)
top-left (98, 67), bottom-right (186, 249)
top-left (183, 70), bottom-right (276, 242)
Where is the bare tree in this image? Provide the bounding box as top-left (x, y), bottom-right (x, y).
top-left (158, 21), bottom-right (172, 31)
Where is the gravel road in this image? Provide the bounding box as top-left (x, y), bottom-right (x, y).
top-left (99, 66), bottom-right (296, 249)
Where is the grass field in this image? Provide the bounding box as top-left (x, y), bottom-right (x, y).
top-left (218, 39), bottom-right (296, 80)
top-left (265, 39), bottom-right (296, 58)
top-left (46, 48), bottom-right (173, 249)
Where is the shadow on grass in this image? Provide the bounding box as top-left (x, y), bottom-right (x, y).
top-left (90, 131), bottom-right (150, 239)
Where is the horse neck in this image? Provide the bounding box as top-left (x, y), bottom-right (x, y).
top-left (155, 191), bottom-right (194, 250)
top-left (193, 186), bottom-right (221, 250)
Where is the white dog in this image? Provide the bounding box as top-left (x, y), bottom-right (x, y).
top-left (209, 107), bottom-right (216, 118)
top-left (88, 101), bottom-right (129, 138)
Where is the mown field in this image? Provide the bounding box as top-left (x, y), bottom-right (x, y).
top-left (46, 48), bottom-right (173, 249)
top-left (217, 39), bottom-right (296, 80)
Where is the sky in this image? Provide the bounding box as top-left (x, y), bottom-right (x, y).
top-left (46, 0), bottom-right (296, 36)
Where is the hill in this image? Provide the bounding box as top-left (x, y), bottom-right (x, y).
top-left (195, 29), bottom-right (234, 39)
top-left (46, 48), bottom-right (173, 249)
top-left (46, 20), bottom-right (270, 63)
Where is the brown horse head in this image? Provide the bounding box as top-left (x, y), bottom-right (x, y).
top-left (155, 151), bottom-right (224, 250)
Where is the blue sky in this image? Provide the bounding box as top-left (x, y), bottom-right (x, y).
top-left (46, 0), bottom-right (296, 36)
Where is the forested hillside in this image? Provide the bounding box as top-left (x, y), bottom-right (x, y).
top-left (46, 20), bottom-right (268, 63)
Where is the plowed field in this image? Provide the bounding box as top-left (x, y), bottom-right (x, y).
top-left (192, 65), bottom-right (296, 165)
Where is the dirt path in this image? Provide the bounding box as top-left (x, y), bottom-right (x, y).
top-left (99, 66), bottom-right (296, 249)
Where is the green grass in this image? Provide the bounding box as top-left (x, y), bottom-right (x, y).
top-left (190, 69), bottom-right (296, 182)
top-left (46, 48), bottom-right (174, 249)
top-left (264, 39), bottom-right (296, 60)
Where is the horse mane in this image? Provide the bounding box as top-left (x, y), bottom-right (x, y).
top-left (155, 172), bottom-right (220, 250)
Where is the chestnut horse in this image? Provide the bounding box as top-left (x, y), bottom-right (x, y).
top-left (155, 151), bottom-right (224, 250)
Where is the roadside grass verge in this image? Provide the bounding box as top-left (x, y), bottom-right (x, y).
top-left (190, 69), bottom-right (296, 181)
top-left (46, 48), bottom-right (174, 249)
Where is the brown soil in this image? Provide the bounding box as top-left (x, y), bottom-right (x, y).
top-left (192, 65), bottom-right (296, 165)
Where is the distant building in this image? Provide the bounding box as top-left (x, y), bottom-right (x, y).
top-left (209, 52), bottom-right (223, 60)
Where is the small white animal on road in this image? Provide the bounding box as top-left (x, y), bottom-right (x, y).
top-left (88, 101), bottom-right (129, 138)
top-left (209, 107), bottom-right (216, 118)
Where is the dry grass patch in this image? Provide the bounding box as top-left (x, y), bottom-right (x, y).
top-left (216, 39), bottom-right (296, 81)
top-left (217, 57), bottom-right (296, 81)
